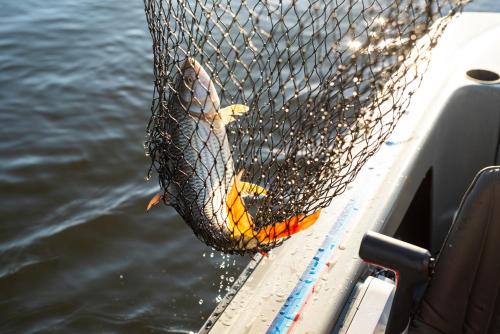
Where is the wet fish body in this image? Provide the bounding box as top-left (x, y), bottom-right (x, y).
top-left (149, 58), bottom-right (321, 252)
top-left (161, 59), bottom-right (234, 245)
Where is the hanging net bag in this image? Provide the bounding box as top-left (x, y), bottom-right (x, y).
top-left (144, 0), bottom-right (467, 254)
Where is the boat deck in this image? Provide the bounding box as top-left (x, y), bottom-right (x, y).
top-left (202, 12), bottom-right (500, 334)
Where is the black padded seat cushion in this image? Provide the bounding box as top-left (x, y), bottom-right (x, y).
top-left (410, 167), bottom-right (500, 334)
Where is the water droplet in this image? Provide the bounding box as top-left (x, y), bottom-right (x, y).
top-left (198, 299), bottom-right (204, 305)
top-left (348, 39), bottom-right (362, 51)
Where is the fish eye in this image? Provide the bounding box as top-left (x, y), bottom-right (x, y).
top-left (184, 75), bottom-right (194, 85)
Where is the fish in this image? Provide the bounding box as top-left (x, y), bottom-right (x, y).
top-left (147, 57), bottom-right (321, 252)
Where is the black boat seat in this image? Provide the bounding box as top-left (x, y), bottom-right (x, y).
top-left (410, 166), bottom-right (500, 334)
top-left (360, 166), bottom-right (500, 334)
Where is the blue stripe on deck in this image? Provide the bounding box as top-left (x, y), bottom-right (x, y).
top-left (267, 190), bottom-right (369, 334)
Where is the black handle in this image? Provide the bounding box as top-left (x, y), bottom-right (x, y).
top-left (359, 231), bottom-right (432, 334)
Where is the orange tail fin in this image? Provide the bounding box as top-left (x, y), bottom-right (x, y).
top-left (255, 209), bottom-right (321, 244)
top-left (225, 171), bottom-right (321, 248)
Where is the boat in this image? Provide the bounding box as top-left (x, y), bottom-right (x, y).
top-left (200, 11), bottom-right (500, 334)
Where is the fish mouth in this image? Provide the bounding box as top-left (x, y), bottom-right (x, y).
top-left (181, 57), bottom-right (209, 87)
top-left (182, 57), bottom-right (202, 73)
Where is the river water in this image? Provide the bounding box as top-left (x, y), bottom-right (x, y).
top-left (0, 0), bottom-right (497, 333)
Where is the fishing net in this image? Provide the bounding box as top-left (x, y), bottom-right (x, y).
top-left (144, 0), bottom-right (467, 254)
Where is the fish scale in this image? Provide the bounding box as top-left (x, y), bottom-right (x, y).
top-left (166, 93), bottom-right (233, 241)
top-left (149, 58), bottom-right (322, 252)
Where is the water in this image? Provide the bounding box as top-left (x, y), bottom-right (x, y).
top-left (0, 1), bottom-right (247, 333)
top-left (0, 0), bottom-right (497, 333)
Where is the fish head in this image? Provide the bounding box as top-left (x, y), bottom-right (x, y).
top-left (176, 58), bottom-right (220, 116)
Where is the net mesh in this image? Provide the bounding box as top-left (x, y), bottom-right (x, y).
top-left (144, 0), bottom-right (467, 254)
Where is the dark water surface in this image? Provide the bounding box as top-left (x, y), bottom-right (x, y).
top-left (0, 0), bottom-right (497, 333)
top-left (0, 1), bottom-right (247, 333)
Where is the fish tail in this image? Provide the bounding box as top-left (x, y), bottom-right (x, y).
top-left (226, 171), bottom-right (321, 248)
top-left (255, 209), bottom-right (322, 244)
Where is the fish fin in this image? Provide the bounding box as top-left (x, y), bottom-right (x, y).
top-left (239, 182), bottom-right (268, 197)
top-left (146, 192), bottom-right (163, 211)
top-left (255, 210), bottom-right (322, 244)
top-left (219, 104), bottom-right (249, 124)
top-left (226, 170), bottom-right (255, 236)
top-left (233, 170), bottom-right (245, 192)
top-left (146, 189), bottom-right (176, 211)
